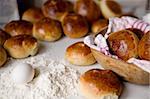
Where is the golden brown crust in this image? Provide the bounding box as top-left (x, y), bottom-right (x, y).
top-left (127, 28), bottom-right (144, 40)
top-left (4, 35), bottom-right (38, 58)
top-left (33, 17), bottom-right (62, 41)
top-left (0, 46), bottom-right (7, 67)
top-left (67, 42), bottom-right (91, 56)
top-left (42, 0), bottom-right (73, 21)
top-left (91, 48), bottom-right (149, 85)
top-left (22, 7), bottom-right (44, 23)
top-left (138, 31), bottom-right (150, 60)
top-left (0, 29), bottom-right (10, 45)
top-left (92, 19), bottom-right (108, 34)
top-left (62, 13), bottom-right (88, 38)
top-left (106, 1), bottom-right (122, 14)
top-left (74, 0), bottom-right (101, 23)
top-left (65, 42), bottom-right (96, 66)
top-left (79, 69), bottom-right (123, 99)
top-left (100, 0), bottom-right (122, 19)
top-left (107, 30), bottom-right (139, 61)
top-left (4, 20), bottom-right (33, 36)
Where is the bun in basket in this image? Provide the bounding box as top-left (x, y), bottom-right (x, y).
top-left (0, 29), bottom-right (10, 45)
top-left (33, 18), bottom-right (62, 41)
top-left (79, 69), bottom-right (123, 99)
top-left (22, 7), bottom-right (44, 23)
top-left (4, 20), bottom-right (33, 36)
top-left (74, 0), bottom-right (101, 23)
top-left (91, 19), bottom-right (108, 34)
top-left (62, 13), bottom-right (88, 38)
top-left (42, 0), bottom-right (73, 22)
top-left (127, 28), bottom-right (144, 40)
top-left (65, 42), bottom-right (96, 66)
top-left (99, 0), bottom-right (122, 19)
top-left (107, 30), bottom-right (139, 61)
top-left (4, 35), bottom-right (38, 59)
top-left (138, 31), bottom-right (150, 60)
top-left (0, 46), bottom-right (7, 67)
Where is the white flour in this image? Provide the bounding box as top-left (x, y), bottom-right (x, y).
top-left (0, 54), bottom-right (80, 99)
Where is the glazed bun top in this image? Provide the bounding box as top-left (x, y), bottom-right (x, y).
top-left (4, 35), bottom-right (37, 49)
top-left (33, 17), bottom-right (62, 41)
top-left (66, 42), bottom-right (92, 57)
top-left (79, 69), bottom-right (123, 97)
top-left (138, 31), bottom-right (150, 61)
top-left (0, 29), bottom-right (10, 45)
top-left (91, 19), bottom-right (108, 34)
top-left (107, 30), bottom-right (139, 61)
top-left (74, 0), bottom-right (101, 23)
top-left (4, 35), bottom-right (38, 59)
top-left (22, 7), bottom-right (44, 23)
top-left (4, 20), bottom-right (33, 36)
top-left (62, 13), bottom-right (89, 38)
top-left (65, 42), bottom-right (96, 65)
top-left (42, 0), bottom-right (73, 21)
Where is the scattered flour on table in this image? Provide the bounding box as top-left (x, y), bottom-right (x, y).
top-left (0, 54), bottom-right (80, 99)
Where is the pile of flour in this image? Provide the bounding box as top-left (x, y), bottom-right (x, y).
top-left (0, 54), bottom-right (80, 99)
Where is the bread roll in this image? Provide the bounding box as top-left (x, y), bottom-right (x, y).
top-left (99, 0), bottom-right (122, 19)
top-left (4, 35), bottom-right (38, 59)
top-left (79, 69), bottom-right (123, 99)
top-left (42, 0), bottom-right (73, 22)
top-left (0, 29), bottom-right (10, 45)
top-left (0, 46), bottom-right (7, 67)
top-left (33, 18), bottom-right (62, 41)
top-left (4, 20), bottom-right (33, 36)
top-left (127, 28), bottom-right (144, 40)
top-left (91, 19), bottom-right (108, 34)
top-left (138, 31), bottom-right (150, 60)
top-left (107, 30), bottom-right (139, 61)
top-left (22, 7), bottom-right (44, 23)
top-left (65, 42), bottom-right (96, 66)
top-left (74, 0), bottom-right (101, 23)
top-left (62, 13), bottom-right (88, 38)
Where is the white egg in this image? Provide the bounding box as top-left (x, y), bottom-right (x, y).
top-left (11, 63), bottom-right (35, 84)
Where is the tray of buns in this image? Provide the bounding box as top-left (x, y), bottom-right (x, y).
top-left (0, 0), bottom-right (149, 99)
